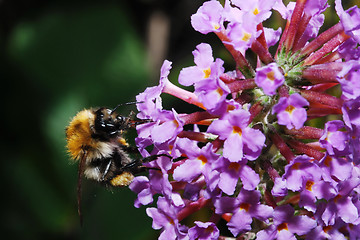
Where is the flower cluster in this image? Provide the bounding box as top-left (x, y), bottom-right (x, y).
top-left (130, 0), bottom-right (360, 239)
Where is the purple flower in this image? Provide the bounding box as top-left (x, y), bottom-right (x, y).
top-left (130, 155), bottom-right (184, 208)
top-left (146, 197), bottom-right (188, 240)
top-left (320, 154), bottom-right (353, 183)
top-left (272, 93), bottom-right (309, 130)
top-left (123, 1), bottom-right (360, 238)
top-left (136, 60), bottom-right (172, 120)
top-left (256, 205), bottom-right (317, 240)
top-left (347, 217), bottom-right (360, 240)
top-left (214, 189), bottom-right (273, 236)
top-left (335, 0), bottom-right (360, 44)
top-left (150, 109), bottom-right (184, 144)
top-left (337, 60), bottom-right (360, 100)
top-left (264, 27), bottom-right (282, 47)
top-left (191, 0), bottom-right (224, 34)
top-left (342, 97), bottom-right (360, 129)
top-left (304, 0), bottom-right (328, 16)
top-left (231, 0), bottom-right (276, 23)
top-left (300, 13), bottom-right (325, 47)
top-left (129, 176), bottom-right (153, 208)
top-left (306, 220), bottom-right (347, 240)
top-left (213, 157), bottom-right (260, 195)
top-left (281, 155), bottom-right (321, 191)
top-left (338, 38), bottom-right (360, 61)
top-left (342, 98), bottom-right (360, 163)
top-left (255, 62), bottom-right (285, 95)
top-left (299, 180), bottom-right (337, 213)
top-left (188, 221), bottom-right (219, 240)
top-left (173, 140), bottom-right (219, 183)
top-left (226, 16), bottom-right (261, 52)
top-left (208, 108), bottom-right (265, 162)
top-left (178, 43), bottom-right (224, 87)
top-left (177, 43), bottom-right (228, 112)
top-left (273, 0), bottom-right (293, 20)
top-left (195, 78), bottom-right (230, 111)
top-left (319, 120), bottom-right (349, 156)
top-left (318, 178), bottom-right (360, 225)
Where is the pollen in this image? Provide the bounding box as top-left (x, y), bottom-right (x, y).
top-left (239, 202), bottom-right (250, 212)
top-left (204, 225), bottom-right (215, 233)
top-left (203, 67), bottom-right (211, 78)
top-left (324, 155), bottom-right (332, 167)
top-left (277, 222), bottom-right (288, 231)
top-left (266, 71), bottom-right (275, 81)
top-left (334, 194), bottom-right (342, 203)
top-left (305, 180), bottom-right (314, 191)
top-left (325, 131), bottom-right (334, 142)
top-left (110, 172), bottom-right (135, 187)
top-left (198, 155), bottom-right (208, 165)
top-left (172, 119), bottom-right (180, 128)
top-left (291, 162), bottom-right (301, 170)
top-left (242, 32), bottom-right (252, 42)
top-left (226, 105), bottom-right (236, 112)
top-left (229, 162), bottom-right (241, 171)
top-left (323, 225), bottom-right (333, 233)
top-left (232, 126), bottom-right (242, 135)
top-left (253, 8), bottom-right (260, 15)
top-left (216, 87), bottom-right (224, 96)
top-left (167, 215), bottom-right (175, 225)
top-left (285, 105), bottom-right (295, 114)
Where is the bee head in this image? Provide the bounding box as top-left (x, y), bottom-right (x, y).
top-left (92, 108), bottom-right (130, 140)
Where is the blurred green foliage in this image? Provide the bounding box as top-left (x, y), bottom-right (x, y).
top-left (1, 1), bottom-right (155, 240)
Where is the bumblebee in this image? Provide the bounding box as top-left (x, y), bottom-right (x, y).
top-left (66, 107), bottom-right (144, 220)
top-left (65, 107), bottom-right (142, 187)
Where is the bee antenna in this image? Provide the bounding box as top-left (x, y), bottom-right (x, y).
top-left (111, 101), bottom-right (144, 114)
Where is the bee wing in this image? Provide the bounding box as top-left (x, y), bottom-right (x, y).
top-left (77, 150), bottom-right (87, 226)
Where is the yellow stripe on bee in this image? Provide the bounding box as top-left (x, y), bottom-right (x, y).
top-left (66, 109), bottom-right (97, 160)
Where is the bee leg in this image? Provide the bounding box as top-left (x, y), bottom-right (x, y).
top-left (121, 145), bottom-right (141, 154)
top-left (142, 153), bottom-right (172, 162)
top-left (121, 159), bottom-right (142, 171)
top-left (122, 155), bottom-right (187, 174)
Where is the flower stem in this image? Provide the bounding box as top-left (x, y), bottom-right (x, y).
top-left (302, 62), bottom-right (344, 84)
top-left (275, 20), bottom-right (290, 58)
top-left (287, 139), bottom-right (325, 160)
top-left (227, 79), bottom-right (256, 93)
top-left (179, 111), bottom-right (215, 125)
top-left (178, 131), bottom-right (216, 142)
top-left (302, 32), bottom-right (350, 66)
top-left (292, 13), bottom-right (312, 52)
top-left (284, 126), bottom-right (324, 139)
top-left (284, 0), bottom-right (307, 52)
top-left (251, 40), bottom-right (274, 64)
top-left (270, 131), bottom-right (295, 163)
top-left (177, 197), bottom-right (210, 221)
top-left (163, 81), bottom-right (205, 110)
top-left (300, 89), bottom-right (343, 109)
top-left (299, 23), bottom-right (343, 57)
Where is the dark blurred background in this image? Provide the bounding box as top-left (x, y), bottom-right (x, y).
top-left (0, 0), bottom-right (208, 239)
top-left (0, 0), bottom-right (358, 239)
